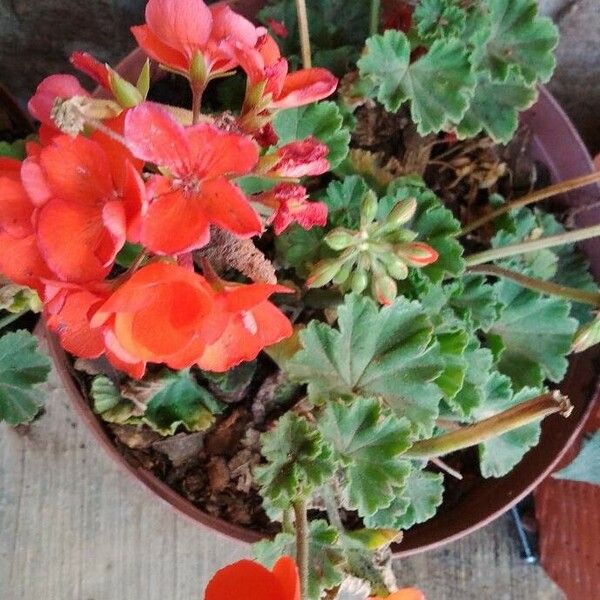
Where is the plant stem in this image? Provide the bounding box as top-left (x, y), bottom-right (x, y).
top-left (0, 310), bottom-right (27, 330)
top-left (460, 170), bottom-right (600, 236)
top-left (404, 391), bottom-right (572, 459)
top-left (191, 83), bottom-right (204, 125)
top-left (370, 0), bottom-right (381, 35)
top-left (282, 509), bottom-right (294, 534)
top-left (293, 498), bottom-right (309, 598)
top-left (467, 264), bottom-right (600, 306)
top-left (295, 0), bottom-right (312, 69)
top-left (321, 485), bottom-right (345, 532)
top-left (464, 223), bottom-right (600, 267)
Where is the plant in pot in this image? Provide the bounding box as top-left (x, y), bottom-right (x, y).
top-left (2, 0), bottom-right (600, 597)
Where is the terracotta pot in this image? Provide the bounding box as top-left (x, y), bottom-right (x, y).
top-left (47, 13), bottom-right (600, 555)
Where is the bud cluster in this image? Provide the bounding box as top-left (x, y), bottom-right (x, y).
top-left (307, 191), bottom-right (438, 305)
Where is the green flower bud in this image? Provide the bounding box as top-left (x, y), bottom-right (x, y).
top-left (372, 273), bottom-right (398, 306)
top-left (325, 228), bottom-right (356, 251)
top-left (190, 51), bottom-right (208, 86)
top-left (395, 242), bottom-right (438, 267)
top-left (333, 260), bottom-right (354, 285)
top-left (360, 190), bottom-right (379, 226)
top-left (382, 197), bottom-right (417, 230)
top-left (307, 258), bottom-right (342, 288)
top-left (382, 255), bottom-right (409, 280)
top-left (108, 67), bottom-right (143, 108)
top-left (350, 268), bottom-right (369, 294)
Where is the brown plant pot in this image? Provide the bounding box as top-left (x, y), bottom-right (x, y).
top-left (46, 8), bottom-right (600, 555)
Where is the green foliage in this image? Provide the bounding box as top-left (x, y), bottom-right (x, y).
top-left (472, 0), bottom-right (558, 84)
top-left (0, 139), bottom-right (26, 160)
top-left (357, 31), bottom-right (474, 135)
top-left (255, 413), bottom-right (335, 509)
top-left (318, 398), bottom-right (412, 516)
top-left (554, 431), bottom-right (600, 486)
top-left (0, 330), bottom-right (51, 425)
top-left (488, 281), bottom-right (578, 390)
top-left (355, 0), bottom-right (557, 141)
top-left (258, 0), bottom-right (369, 76)
top-left (414, 0), bottom-right (467, 40)
top-left (447, 274), bottom-right (503, 332)
top-left (364, 464), bottom-right (444, 529)
top-left (272, 101), bottom-right (350, 169)
top-left (287, 294), bottom-right (444, 435)
top-left (473, 383), bottom-right (543, 478)
top-left (144, 370), bottom-right (223, 435)
top-left (253, 519), bottom-right (344, 600)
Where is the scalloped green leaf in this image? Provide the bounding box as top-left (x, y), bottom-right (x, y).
top-left (358, 30), bottom-right (475, 134)
top-left (414, 0), bottom-right (467, 40)
top-left (253, 519), bottom-right (344, 600)
top-left (272, 101), bottom-right (350, 169)
top-left (319, 398), bottom-right (412, 516)
top-left (364, 465), bottom-right (444, 529)
top-left (0, 330), bottom-right (50, 425)
top-left (255, 413), bottom-right (335, 509)
top-left (472, 0), bottom-right (559, 84)
top-left (448, 274), bottom-right (503, 331)
top-left (473, 383), bottom-right (543, 478)
top-left (488, 281), bottom-right (578, 390)
top-left (455, 69), bottom-right (538, 143)
top-left (287, 294), bottom-right (444, 435)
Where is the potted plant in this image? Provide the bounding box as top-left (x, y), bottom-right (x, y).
top-left (2, 0), bottom-right (600, 597)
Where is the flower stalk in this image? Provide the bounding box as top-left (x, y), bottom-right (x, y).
top-left (459, 170), bottom-right (600, 236)
top-left (464, 223), bottom-right (600, 267)
top-left (404, 391), bottom-right (572, 459)
top-left (295, 0), bottom-right (312, 68)
top-left (467, 264), bottom-right (600, 306)
top-left (370, 0), bottom-right (381, 36)
top-left (293, 498), bottom-right (309, 599)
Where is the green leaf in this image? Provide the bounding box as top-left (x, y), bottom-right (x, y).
top-left (253, 519), bottom-right (344, 600)
top-left (272, 101), bottom-right (350, 169)
top-left (324, 176), bottom-right (371, 229)
top-left (287, 294), bottom-right (445, 435)
top-left (489, 277), bottom-right (578, 390)
top-left (365, 465), bottom-right (444, 529)
top-left (144, 371), bottom-right (224, 435)
top-left (91, 376), bottom-right (121, 413)
top-left (319, 398), bottom-right (412, 516)
top-left (435, 330), bottom-right (469, 402)
top-left (414, 0), bottom-right (467, 40)
top-left (385, 178), bottom-right (465, 282)
top-left (472, 0), bottom-right (558, 84)
top-left (115, 242), bottom-right (144, 268)
top-left (448, 274), bottom-right (503, 331)
top-left (0, 139), bottom-right (26, 160)
top-left (258, 0), bottom-right (369, 76)
top-left (358, 31), bottom-right (475, 134)
top-left (255, 413), bottom-right (335, 509)
top-left (473, 383), bottom-right (543, 478)
top-left (0, 330), bottom-right (50, 425)
top-left (275, 225), bottom-right (326, 273)
top-left (554, 431), bottom-right (600, 486)
top-left (456, 69), bottom-right (538, 143)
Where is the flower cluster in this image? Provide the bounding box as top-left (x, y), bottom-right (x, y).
top-left (0, 0), bottom-right (339, 379)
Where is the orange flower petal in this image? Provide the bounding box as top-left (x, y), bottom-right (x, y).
top-left (45, 289), bottom-right (105, 358)
top-left (131, 25), bottom-right (189, 73)
top-left (0, 175), bottom-right (34, 238)
top-left (273, 68), bottom-right (338, 109)
top-left (201, 178), bottom-right (262, 238)
top-left (272, 557), bottom-right (301, 600)
top-left (223, 283), bottom-right (292, 313)
top-left (140, 179), bottom-right (211, 255)
top-left (204, 559), bottom-right (288, 600)
top-left (36, 199), bottom-right (115, 282)
top-left (103, 328), bottom-right (147, 380)
top-left (0, 232), bottom-right (52, 293)
top-left (186, 123), bottom-right (259, 179)
top-left (39, 135), bottom-right (113, 205)
top-left (370, 589), bottom-right (426, 600)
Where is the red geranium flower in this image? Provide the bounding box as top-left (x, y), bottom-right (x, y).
top-left (125, 102), bottom-right (262, 255)
top-left (196, 277), bottom-right (293, 372)
top-left (131, 0), bottom-right (264, 82)
top-left (20, 131), bottom-right (144, 283)
top-left (238, 34), bottom-right (338, 110)
top-left (204, 557), bottom-right (300, 600)
top-left (90, 262), bottom-right (225, 379)
top-left (270, 137), bottom-right (330, 178)
top-left (257, 183), bottom-right (328, 235)
top-left (70, 52), bottom-right (111, 90)
top-left (0, 158), bottom-right (53, 293)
